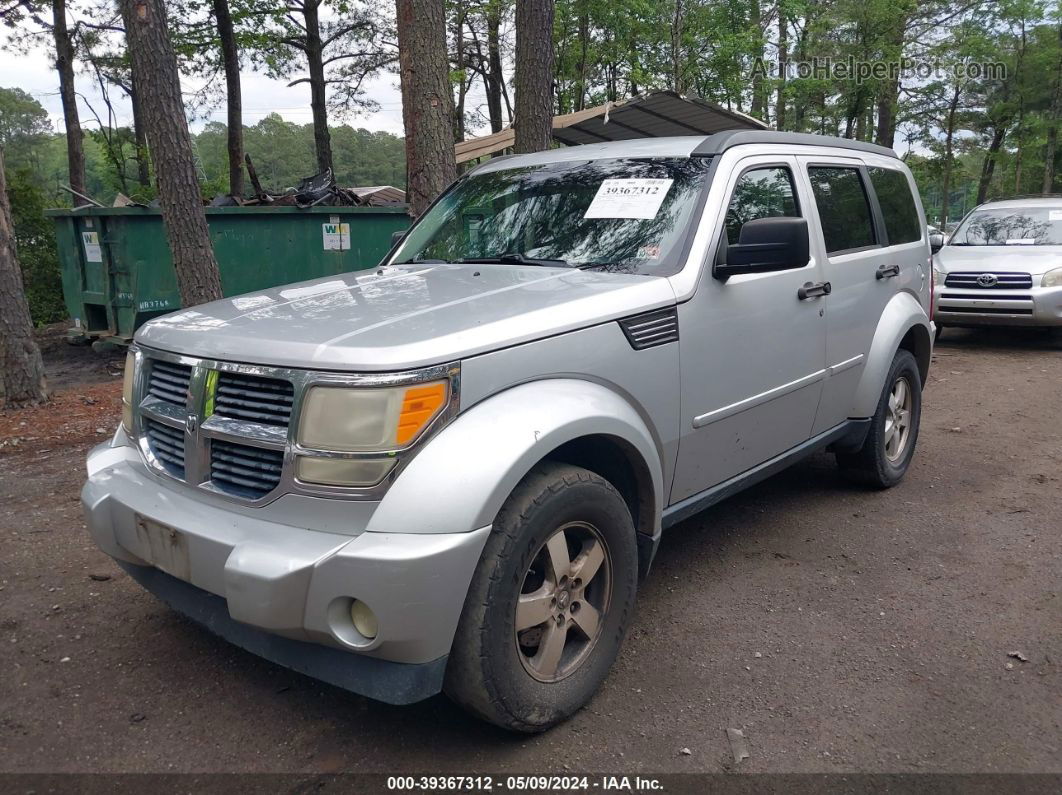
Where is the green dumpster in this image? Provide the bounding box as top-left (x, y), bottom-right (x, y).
top-left (46, 205), bottom-right (410, 345)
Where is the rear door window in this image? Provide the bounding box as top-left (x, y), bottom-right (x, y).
top-left (868, 167), bottom-right (921, 245)
top-left (807, 166), bottom-right (877, 254)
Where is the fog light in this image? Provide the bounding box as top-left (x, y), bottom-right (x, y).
top-left (295, 456), bottom-right (395, 487)
top-left (350, 599), bottom-right (378, 639)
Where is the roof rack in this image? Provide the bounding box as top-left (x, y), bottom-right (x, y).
top-left (691, 130), bottom-right (898, 160)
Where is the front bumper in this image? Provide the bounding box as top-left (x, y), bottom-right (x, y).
top-left (934, 284), bottom-right (1062, 327)
top-left (82, 439), bottom-right (490, 704)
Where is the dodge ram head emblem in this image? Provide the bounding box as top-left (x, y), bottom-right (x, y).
top-left (185, 414), bottom-right (198, 434)
top-left (977, 273), bottom-right (998, 287)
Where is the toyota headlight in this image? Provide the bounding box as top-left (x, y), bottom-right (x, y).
top-left (932, 264), bottom-right (946, 288)
top-left (1042, 267), bottom-right (1062, 288)
top-left (121, 350), bottom-right (136, 431)
top-left (295, 381), bottom-right (449, 486)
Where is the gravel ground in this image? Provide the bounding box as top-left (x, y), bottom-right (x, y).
top-left (0, 326), bottom-right (1059, 774)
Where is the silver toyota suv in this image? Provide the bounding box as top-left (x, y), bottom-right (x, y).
top-left (932, 197), bottom-right (1062, 336)
top-left (82, 131), bottom-right (934, 732)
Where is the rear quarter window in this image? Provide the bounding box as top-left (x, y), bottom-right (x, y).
top-left (868, 167), bottom-right (922, 245)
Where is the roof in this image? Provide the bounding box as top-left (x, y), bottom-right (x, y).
top-left (978, 196), bottom-right (1062, 209)
top-left (350, 185), bottom-right (406, 205)
top-left (467, 130), bottom-right (901, 176)
top-left (692, 130), bottom-right (898, 159)
top-left (455, 91), bottom-right (766, 164)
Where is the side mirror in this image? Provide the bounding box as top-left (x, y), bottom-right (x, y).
top-left (714, 216), bottom-right (810, 280)
top-left (391, 230), bottom-right (405, 248)
top-left (928, 232), bottom-right (945, 253)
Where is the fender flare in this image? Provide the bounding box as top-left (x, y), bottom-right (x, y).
top-left (366, 379), bottom-right (664, 537)
top-left (851, 291), bottom-right (931, 418)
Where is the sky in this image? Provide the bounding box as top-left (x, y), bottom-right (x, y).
top-left (0, 44), bottom-right (489, 139)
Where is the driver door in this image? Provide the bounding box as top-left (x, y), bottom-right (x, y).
top-left (670, 156), bottom-right (828, 503)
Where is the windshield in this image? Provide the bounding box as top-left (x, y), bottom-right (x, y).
top-left (950, 206), bottom-right (1062, 246)
top-left (391, 157), bottom-right (711, 275)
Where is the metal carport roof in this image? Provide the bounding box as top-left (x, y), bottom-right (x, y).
top-left (454, 90), bottom-right (767, 164)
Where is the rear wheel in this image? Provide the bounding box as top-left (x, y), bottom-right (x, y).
top-left (444, 462), bottom-right (638, 732)
top-left (837, 349), bottom-right (922, 488)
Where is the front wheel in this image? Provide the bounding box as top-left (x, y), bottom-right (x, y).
top-left (444, 462), bottom-right (638, 732)
top-left (837, 349), bottom-right (922, 488)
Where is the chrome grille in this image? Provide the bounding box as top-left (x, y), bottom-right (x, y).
top-left (214, 371), bottom-right (294, 427)
top-left (132, 349), bottom-right (458, 505)
top-left (147, 360), bottom-right (192, 406)
top-left (144, 419), bottom-right (185, 478)
top-left (944, 272), bottom-right (1032, 289)
top-left (210, 439), bottom-right (284, 499)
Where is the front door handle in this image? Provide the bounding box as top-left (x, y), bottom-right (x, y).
top-left (876, 264), bottom-right (901, 280)
top-left (798, 281), bottom-right (832, 300)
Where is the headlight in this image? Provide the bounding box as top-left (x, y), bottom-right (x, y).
top-left (121, 351), bottom-right (136, 431)
top-left (1042, 268), bottom-right (1062, 288)
top-left (932, 265), bottom-right (946, 288)
top-left (298, 381), bottom-right (448, 451)
top-left (296, 381), bottom-right (448, 486)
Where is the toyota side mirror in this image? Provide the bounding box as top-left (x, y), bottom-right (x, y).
top-left (928, 232), bottom-right (945, 253)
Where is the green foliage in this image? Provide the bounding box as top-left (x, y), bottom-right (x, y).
top-left (4, 168), bottom-right (66, 325)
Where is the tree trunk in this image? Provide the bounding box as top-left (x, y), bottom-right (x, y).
top-left (775, 6), bottom-right (787, 130)
top-left (120, 0), bottom-right (222, 307)
top-left (52, 0), bottom-right (87, 206)
top-left (514, 0), bottom-right (555, 153)
top-left (1041, 22), bottom-right (1062, 195)
top-left (303, 0), bottom-right (333, 174)
top-left (484, 1), bottom-right (505, 133)
top-left (750, 0), bottom-right (763, 119)
top-left (670, 0), bottom-right (684, 94)
top-left (454, 0), bottom-right (467, 141)
top-left (940, 84), bottom-right (960, 226)
top-left (130, 82), bottom-right (151, 188)
top-left (213, 0), bottom-right (244, 196)
top-left (575, 6), bottom-right (589, 112)
top-left (396, 0), bottom-right (457, 217)
top-left (977, 126), bottom-right (1006, 204)
top-left (0, 150), bottom-right (48, 406)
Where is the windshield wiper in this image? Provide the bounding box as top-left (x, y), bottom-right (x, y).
top-left (391, 258), bottom-right (453, 265)
top-left (459, 253), bottom-right (571, 268)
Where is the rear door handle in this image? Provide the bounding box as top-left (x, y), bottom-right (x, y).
top-left (876, 264), bottom-right (900, 280)
top-left (798, 281), bottom-right (831, 300)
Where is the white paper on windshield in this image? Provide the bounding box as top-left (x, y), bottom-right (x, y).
top-left (1006, 238), bottom-right (1036, 245)
top-left (583, 178), bottom-right (674, 220)
top-left (1049, 210), bottom-right (1062, 221)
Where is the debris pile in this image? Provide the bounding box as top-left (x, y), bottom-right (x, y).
top-left (210, 155), bottom-right (406, 209)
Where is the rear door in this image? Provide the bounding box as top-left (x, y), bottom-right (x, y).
top-left (799, 158), bottom-right (909, 433)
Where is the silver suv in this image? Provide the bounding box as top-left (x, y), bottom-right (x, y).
top-left (932, 197), bottom-right (1062, 335)
top-left (82, 132), bottom-right (933, 732)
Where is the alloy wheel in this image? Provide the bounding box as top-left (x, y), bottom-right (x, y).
top-left (515, 521), bottom-right (613, 683)
top-left (884, 375), bottom-right (913, 463)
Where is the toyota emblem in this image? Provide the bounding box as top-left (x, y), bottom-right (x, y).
top-left (976, 273), bottom-right (998, 287)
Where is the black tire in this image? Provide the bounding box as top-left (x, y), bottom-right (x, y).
top-left (935, 324), bottom-right (944, 342)
top-left (837, 349), bottom-right (922, 489)
top-left (444, 462), bottom-right (638, 732)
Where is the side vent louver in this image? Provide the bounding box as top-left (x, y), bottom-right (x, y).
top-left (619, 308), bottom-right (679, 350)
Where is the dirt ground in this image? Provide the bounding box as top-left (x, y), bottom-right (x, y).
top-left (0, 325), bottom-right (1059, 775)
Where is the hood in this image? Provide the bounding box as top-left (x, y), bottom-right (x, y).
top-left (135, 263), bottom-right (677, 371)
top-left (935, 244), bottom-right (1062, 275)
